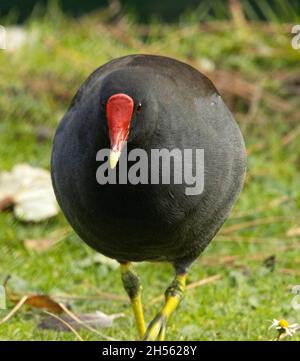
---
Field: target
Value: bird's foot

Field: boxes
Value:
[143,274,186,341]
[143,312,167,341]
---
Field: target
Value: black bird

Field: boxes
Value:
[51,54,246,340]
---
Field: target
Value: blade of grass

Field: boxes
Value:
[0,295,28,325]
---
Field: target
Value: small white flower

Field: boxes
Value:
[269,319,299,337]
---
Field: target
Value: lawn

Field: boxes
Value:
[0,3,300,341]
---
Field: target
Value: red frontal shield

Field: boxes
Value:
[106,93,134,154]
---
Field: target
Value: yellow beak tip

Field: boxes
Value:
[109,150,121,169]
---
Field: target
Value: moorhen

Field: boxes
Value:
[51,54,246,340]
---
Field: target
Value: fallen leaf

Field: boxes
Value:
[10,294,63,314]
[0,164,59,222]
[4,275,67,314]
[26,295,64,313]
[38,310,124,331]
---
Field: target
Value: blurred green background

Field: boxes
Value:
[1,0,300,23]
[0,0,300,341]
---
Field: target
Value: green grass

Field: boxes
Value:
[0,6,300,340]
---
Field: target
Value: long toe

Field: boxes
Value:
[143,313,167,341]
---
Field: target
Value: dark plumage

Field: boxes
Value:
[51,54,246,340]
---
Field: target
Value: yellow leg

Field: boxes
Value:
[144,273,186,341]
[120,262,146,339]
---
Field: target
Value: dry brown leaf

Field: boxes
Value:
[10,294,63,314]
[25,295,64,313]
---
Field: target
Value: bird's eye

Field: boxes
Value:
[136,102,142,112]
